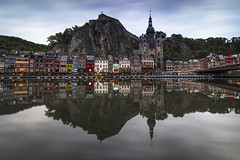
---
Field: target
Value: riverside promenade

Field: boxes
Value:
[0,74,209,80]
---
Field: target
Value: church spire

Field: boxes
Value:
[146,10,154,35]
[149,9,152,27]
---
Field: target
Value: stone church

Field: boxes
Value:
[139,12,164,72]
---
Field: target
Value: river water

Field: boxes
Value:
[0,79,240,160]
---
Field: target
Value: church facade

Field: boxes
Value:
[139,13,164,72]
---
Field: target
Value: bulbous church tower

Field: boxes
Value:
[139,11,164,72]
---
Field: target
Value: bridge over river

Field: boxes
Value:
[195,64,240,78]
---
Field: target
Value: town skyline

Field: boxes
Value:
[0,0,239,44]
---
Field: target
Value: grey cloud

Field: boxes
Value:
[0,0,239,44]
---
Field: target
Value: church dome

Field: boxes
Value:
[146,26,155,35]
[146,15,155,35]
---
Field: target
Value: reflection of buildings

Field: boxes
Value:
[1,79,239,105]
[33,82,44,103]
[119,81,130,96]
[78,81,86,97]
[14,82,28,98]
[1,79,239,107]
[94,81,108,94]
[164,80,240,100]
[112,81,119,95]
[0,79,240,142]
[141,81,155,97]
[28,82,35,98]
[72,82,78,98]
[131,80,142,102]
[86,81,94,98]
[43,81,59,96]
[58,82,66,99]
[3,82,14,100]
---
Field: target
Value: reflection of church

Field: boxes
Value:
[3,79,240,143]
[139,81,167,143]
[139,12,164,72]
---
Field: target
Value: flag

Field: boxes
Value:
[230,98,234,103]
[228,54,232,58]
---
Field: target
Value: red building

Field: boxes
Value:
[55,56,60,73]
[44,53,56,74]
[86,55,95,73]
[141,57,155,73]
[225,57,237,66]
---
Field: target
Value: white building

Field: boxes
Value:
[94,58,108,73]
[119,57,130,68]
[119,57,130,73]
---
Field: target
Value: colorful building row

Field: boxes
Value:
[164,53,240,73]
[1,50,239,75]
[0,50,156,75]
[1,80,239,103]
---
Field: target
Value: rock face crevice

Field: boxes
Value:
[50,14,139,57]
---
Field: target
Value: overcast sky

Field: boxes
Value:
[0,0,239,44]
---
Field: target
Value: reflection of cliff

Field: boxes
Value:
[1,79,240,141]
[45,81,166,141]
[45,95,139,141]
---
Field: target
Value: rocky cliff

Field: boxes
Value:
[50,14,139,57]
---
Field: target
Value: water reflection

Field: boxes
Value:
[0,79,239,141]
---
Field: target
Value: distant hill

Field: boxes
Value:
[163,34,240,61]
[0,35,49,52]
[48,14,139,57]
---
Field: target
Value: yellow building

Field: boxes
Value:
[67,63,73,73]
[0,60,4,73]
[67,57,73,73]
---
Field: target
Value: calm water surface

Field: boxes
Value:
[0,79,240,160]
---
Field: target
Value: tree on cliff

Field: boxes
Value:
[47,24,89,46]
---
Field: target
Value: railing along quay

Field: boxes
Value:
[0,74,209,80]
